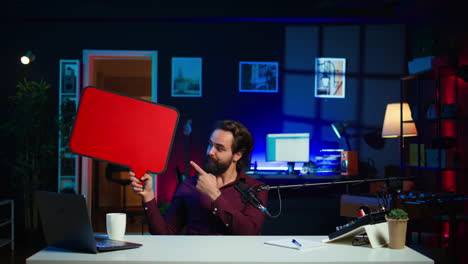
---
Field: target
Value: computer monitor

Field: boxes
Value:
[266,133,310,174]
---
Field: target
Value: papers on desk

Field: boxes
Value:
[264,238,326,251]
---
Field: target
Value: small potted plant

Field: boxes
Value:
[386,208,409,249]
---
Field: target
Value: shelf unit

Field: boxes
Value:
[400,66,465,263]
[58,60,80,193]
[400,66,465,190]
[0,199,14,250]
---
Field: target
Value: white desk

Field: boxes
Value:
[26,235,433,264]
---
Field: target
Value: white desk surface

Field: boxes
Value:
[26,235,433,264]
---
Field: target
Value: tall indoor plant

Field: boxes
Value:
[1,79,57,231]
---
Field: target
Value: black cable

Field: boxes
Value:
[264,186,282,218]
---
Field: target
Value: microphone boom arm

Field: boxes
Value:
[255,176,416,192]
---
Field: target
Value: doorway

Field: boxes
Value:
[81,50,158,233]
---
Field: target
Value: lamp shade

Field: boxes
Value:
[382,103,417,138]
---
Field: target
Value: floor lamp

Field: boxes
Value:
[381,102,417,197]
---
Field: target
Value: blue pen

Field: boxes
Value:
[292,239,302,247]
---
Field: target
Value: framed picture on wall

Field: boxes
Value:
[172,57,202,97]
[60,60,79,94]
[239,61,278,93]
[315,58,346,98]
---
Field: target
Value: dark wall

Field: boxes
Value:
[2,20,285,201]
[281,24,406,180]
[2,19,407,203]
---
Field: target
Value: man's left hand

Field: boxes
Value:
[190,161,221,201]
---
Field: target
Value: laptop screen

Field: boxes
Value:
[35,191,99,253]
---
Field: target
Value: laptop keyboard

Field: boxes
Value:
[96,239,122,249]
[96,240,117,248]
[95,237,142,251]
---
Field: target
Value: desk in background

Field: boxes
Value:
[247,171,350,186]
[27,235,433,264]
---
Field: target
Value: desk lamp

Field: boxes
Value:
[331,122,351,150]
[332,122,358,175]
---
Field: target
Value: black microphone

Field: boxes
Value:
[234,181,267,213]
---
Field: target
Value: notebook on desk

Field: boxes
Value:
[35,191,142,253]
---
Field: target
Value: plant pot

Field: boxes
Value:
[386,216,409,249]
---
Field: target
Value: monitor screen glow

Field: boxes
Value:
[266,133,310,162]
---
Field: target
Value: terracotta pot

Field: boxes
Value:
[386,216,409,249]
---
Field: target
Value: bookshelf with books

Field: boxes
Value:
[400,66,466,191]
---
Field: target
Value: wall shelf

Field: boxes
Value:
[0,199,14,250]
[400,165,468,171]
[58,59,80,193]
[400,66,464,264]
[400,66,462,182]
[0,219,12,227]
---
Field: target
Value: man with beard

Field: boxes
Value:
[129,120,268,235]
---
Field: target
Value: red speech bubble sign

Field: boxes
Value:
[69,87,179,179]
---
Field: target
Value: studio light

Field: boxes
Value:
[20,51,36,65]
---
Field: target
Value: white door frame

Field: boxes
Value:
[81,49,158,212]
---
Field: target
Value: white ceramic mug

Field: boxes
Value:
[106,213,126,241]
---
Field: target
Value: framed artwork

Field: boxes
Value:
[315,58,346,98]
[239,61,278,93]
[171,57,202,97]
[60,60,80,94]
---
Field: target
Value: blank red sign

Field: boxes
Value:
[70,87,179,179]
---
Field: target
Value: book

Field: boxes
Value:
[264,238,326,251]
[323,222,389,248]
[409,144,425,166]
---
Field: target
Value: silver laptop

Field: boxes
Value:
[35,191,142,253]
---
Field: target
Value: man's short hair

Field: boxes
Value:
[214,120,253,172]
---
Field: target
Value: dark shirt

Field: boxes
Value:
[143,171,268,235]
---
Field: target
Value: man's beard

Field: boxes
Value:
[202,155,232,176]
